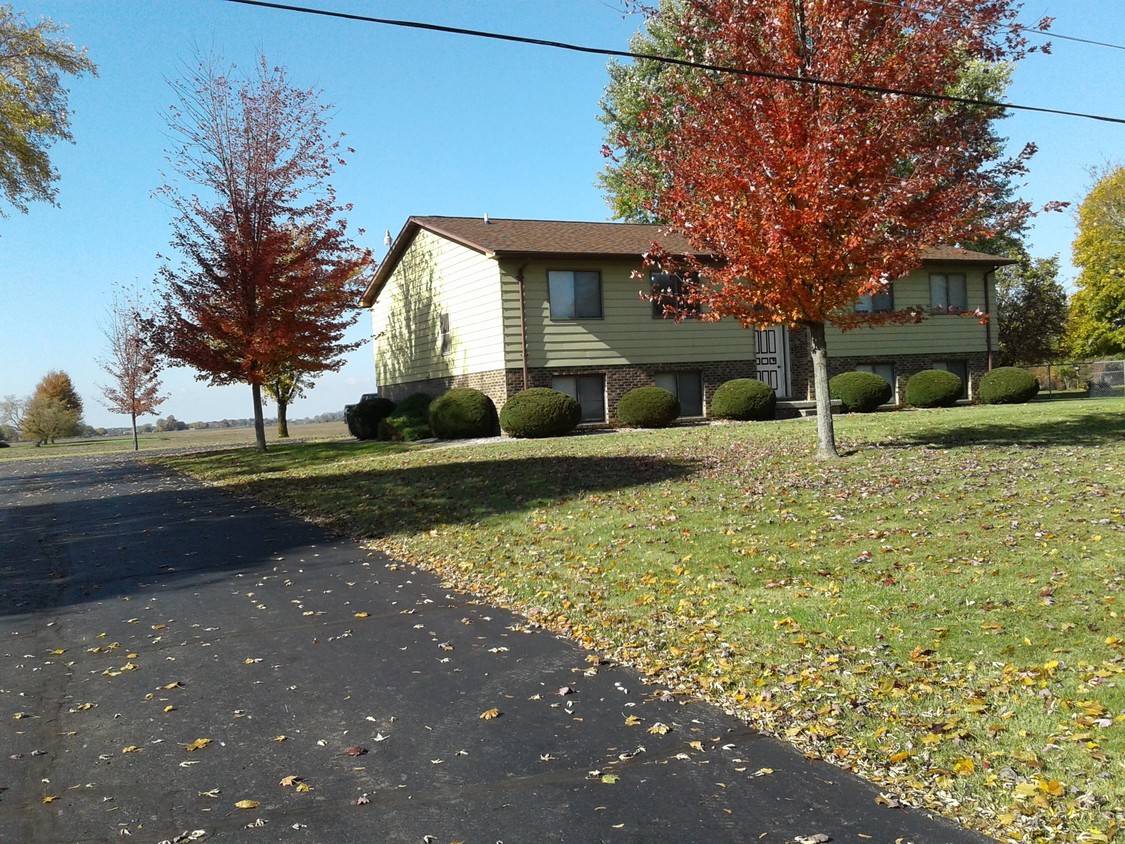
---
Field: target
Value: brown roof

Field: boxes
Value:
[360,216,1015,306]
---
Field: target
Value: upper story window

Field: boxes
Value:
[651,272,701,318]
[930,272,968,313]
[548,270,602,319]
[855,284,893,313]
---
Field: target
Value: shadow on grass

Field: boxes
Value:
[178,445,700,540]
[888,408,1125,449]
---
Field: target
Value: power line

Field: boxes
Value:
[856,0,1125,52]
[222,0,1125,126]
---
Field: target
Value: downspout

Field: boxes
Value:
[516,263,530,390]
[983,267,996,371]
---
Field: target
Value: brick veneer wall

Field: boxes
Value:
[826,351,991,402]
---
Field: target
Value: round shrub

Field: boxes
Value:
[711,378,776,421]
[617,386,680,428]
[829,371,893,413]
[345,395,396,440]
[499,388,581,439]
[979,366,1039,405]
[904,369,963,408]
[380,392,434,441]
[428,388,499,440]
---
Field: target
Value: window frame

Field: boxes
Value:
[654,371,704,417]
[650,271,702,319]
[929,272,968,314]
[548,269,603,320]
[439,311,452,356]
[551,374,606,423]
[855,284,894,314]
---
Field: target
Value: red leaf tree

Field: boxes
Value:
[153,56,374,452]
[620,0,1037,457]
[99,284,165,450]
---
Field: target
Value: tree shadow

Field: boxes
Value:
[0,451,697,617]
[883,407,1125,449]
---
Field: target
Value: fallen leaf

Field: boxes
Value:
[41,795,58,804]
[295,782,312,793]
[751,767,774,777]
[234,799,260,810]
[355,794,370,805]
[479,708,501,720]
[184,738,212,752]
[601,774,620,784]
[271,735,288,743]
[279,775,300,787]
[647,722,672,735]
[624,715,642,726]
[122,745,140,754]
[342,746,367,757]
[354,612,369,619]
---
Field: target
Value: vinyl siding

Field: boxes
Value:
[827,266,993,358]
[373,230,504,388]
[500,259,757,368]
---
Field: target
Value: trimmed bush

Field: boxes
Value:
[979,366,1039,405]
[617,386,680,428]
[428,387,499,440]
[905,369,963,408]
[345,395,396,440]
[711,378,776,421]
[380,392,434,441]
[829,371,893,413]
[499,388,581,439]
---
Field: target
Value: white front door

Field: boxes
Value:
[754,326,790,398]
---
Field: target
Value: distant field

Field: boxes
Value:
[0,420,350,460]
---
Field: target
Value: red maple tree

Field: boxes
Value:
[99,284,165,450]
[622,0,1039,457]
[154,56,374,452]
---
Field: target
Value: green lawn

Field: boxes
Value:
[157,400,1125,843]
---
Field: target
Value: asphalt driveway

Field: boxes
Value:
[0,454,992,844]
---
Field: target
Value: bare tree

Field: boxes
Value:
[99,284,165,450]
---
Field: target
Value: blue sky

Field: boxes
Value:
[2,0,1123,429]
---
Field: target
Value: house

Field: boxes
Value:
[360,216,1015,422]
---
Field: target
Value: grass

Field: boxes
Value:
[0,420,350,461]
[155,400,1125,843]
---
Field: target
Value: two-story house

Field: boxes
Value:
[360,216,1014,422]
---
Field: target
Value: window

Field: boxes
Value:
[930,273,967,312]
[439,312,451,356]
[933,360,969,399]
[855,284,893,313]
[552,375,606,422]
[856,363,896,402]
[548,270,602,319]
[655,371,704,417]
[651,272,701,318]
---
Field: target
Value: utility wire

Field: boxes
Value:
[856,0,1125,52]
[223,0,1125,126]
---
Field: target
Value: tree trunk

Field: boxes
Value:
[276,399,290,438]
[251,382,267,453]
[131,412,139,451]
[808,321,840,459]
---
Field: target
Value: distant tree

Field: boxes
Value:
[152,54,374,453]
[0,5,97,217]
[263,369,307,438]
[21,370,83,442]
[610,0,1039,457]
[0,393,25,440]
[1066,165,1125,359]
[98,284,165,450]
[994,255,1067,364]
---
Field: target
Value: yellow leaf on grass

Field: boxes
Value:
[184,738,212,752]
[479,708,501,720]
[234,799,260,810]
[952,758,975,777]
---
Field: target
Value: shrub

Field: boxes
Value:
[905,369,963,408]
[499,388,581,439]
[711,378,776,421]
[428,388,499,440]
[979,367,1039,405]
[345,395,396,440]
[616,386,680,428]
[380,392,434,441]
[829,371,893,413]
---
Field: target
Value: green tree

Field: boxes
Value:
[20,393,75,445]
[263,369,307,439]
[1066,165,1125,359]
[995,255,1068,364]
[0,5,96,216]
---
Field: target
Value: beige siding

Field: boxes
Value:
[500,259,758,368]
[373,231,505,388]
[827,266,994,358]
